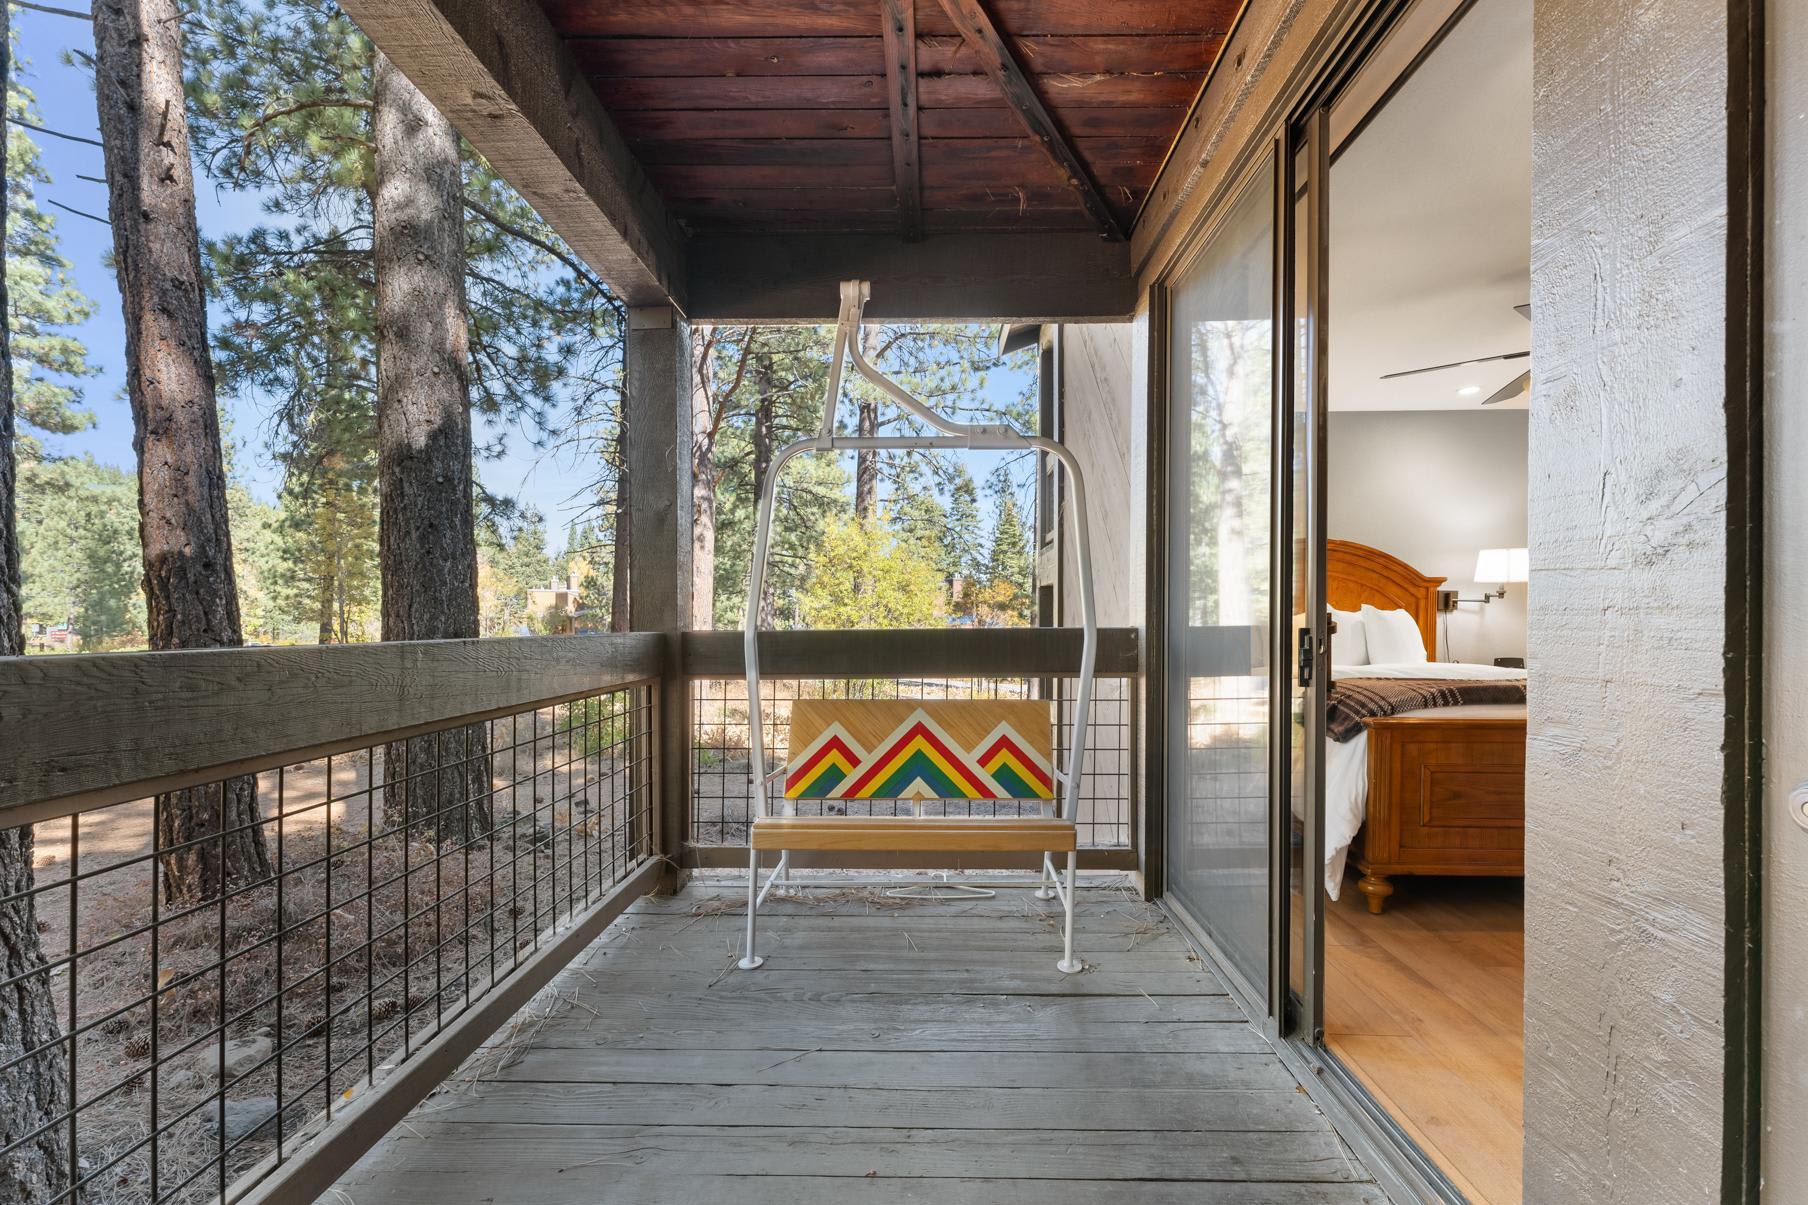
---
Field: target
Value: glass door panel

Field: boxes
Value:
[1165,159,1278,996]
[1284,112,1330,1037]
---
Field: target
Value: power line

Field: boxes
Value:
[47,197,110,226]
[13,0,91,19]
[6,116,103,147]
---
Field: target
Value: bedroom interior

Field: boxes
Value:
[1311,0,1531,1200]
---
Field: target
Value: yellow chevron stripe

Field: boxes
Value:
[789,748,857,796]
[845,735,983,800]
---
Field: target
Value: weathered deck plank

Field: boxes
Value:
[335,886,1379,1202]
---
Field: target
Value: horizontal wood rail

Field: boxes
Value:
[683,626,1141,678]
[0,633,665,823]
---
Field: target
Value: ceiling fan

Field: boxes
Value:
[1380,303,1530,404]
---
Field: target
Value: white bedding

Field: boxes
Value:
[1314,661,1527,898]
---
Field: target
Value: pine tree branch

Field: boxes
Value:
[236,97,372,171]
[13,1,92,21]
[460,194,624,320]
[6,116,102,146]
[46,197,109,225]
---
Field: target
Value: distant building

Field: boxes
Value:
[526,568,583,635]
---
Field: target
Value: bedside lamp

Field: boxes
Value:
[1469,547,1529,604]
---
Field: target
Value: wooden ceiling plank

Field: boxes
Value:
[660,184,1127,214]
[615,109,891,141]
[594,75,890,110]
[880,0,923,241]
[338,0,683,307]
[586,72,1200,112]
[917,71,1202,108]
[567,34,1215,78]
[570,37,885,78]
[543,0,1230,40]
[932,0,1128,241]
[920,105,1181,138]
[918,33,1216,75]
[650,163,897,189]
[618,106,1181,143]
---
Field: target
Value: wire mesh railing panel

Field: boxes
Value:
[0,682,654,1205]
[690,676,1133,848]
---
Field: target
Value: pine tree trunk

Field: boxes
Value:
[611,422,630,632]
[372,51,490,844]
[94,0,270,903]
[751,362,778,630]
[0,10,73,1189]
[854,330,881,521]
[689,333,715,629]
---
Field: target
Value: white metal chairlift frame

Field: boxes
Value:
[738,280,1099,973]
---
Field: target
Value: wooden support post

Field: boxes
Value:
[626,304,694,892]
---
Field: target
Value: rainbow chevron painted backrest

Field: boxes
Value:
[783,699,1056,802]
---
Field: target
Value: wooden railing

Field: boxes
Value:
[0,634,663,1205]
[0,626,1142,1203]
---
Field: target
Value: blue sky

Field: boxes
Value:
[12,6,1035,556]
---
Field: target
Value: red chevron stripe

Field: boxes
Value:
[979,733,1053,791]
[841,721,986,798]
[786,734,862,788]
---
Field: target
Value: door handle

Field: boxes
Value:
[1298,626,1314,687]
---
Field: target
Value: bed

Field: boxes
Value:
[1323,540,1527,914]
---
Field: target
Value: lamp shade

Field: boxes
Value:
[1474,547,1529,584]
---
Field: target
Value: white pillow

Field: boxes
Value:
[1360,604,1428,665]
[1329,607,1369,665]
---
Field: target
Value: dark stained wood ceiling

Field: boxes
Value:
[540,1,1242,239]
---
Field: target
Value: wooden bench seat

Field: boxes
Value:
[751,815,1076,853]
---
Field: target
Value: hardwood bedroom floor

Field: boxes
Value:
[1323,875,1524,1204]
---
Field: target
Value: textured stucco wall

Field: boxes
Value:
[1524,0,1731,1198]
[1059,324,1139,629]
[1764,0,1808,1190]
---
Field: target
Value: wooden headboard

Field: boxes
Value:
[1326,540,1446,659]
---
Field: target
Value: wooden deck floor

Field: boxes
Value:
[336,885,1384,1204]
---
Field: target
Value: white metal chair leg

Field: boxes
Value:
[739,847,766,969]
[1057,851,1081,974]
[1035,852,1058,900]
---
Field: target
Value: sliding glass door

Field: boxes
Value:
[1164,157,1280,997]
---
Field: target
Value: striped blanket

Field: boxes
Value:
[1326,678,1527,743]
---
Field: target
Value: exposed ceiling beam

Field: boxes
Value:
[880,0,924,241]
[339,0,686,309]
[933,0,1128,242]
[685,232,1133,322]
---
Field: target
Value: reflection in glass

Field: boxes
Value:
[1166,164,1275,994]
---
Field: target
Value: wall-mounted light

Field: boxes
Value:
[1457,385,1482,396]
[1460,547,1529,604]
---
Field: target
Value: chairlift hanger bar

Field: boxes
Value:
[738,279,1101,974]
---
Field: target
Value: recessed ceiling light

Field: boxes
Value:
[1457,385,1482,396]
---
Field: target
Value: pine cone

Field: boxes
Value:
[124,1034,152,1060]
[370,997,401,1023]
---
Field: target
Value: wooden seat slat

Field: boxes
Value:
[751,816,1077,853]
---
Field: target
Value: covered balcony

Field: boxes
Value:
[4,627,1383,1203]
[0,0,1395,1198]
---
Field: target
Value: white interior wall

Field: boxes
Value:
[1764,0,1807,1189]
[1327,409,1528,664]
